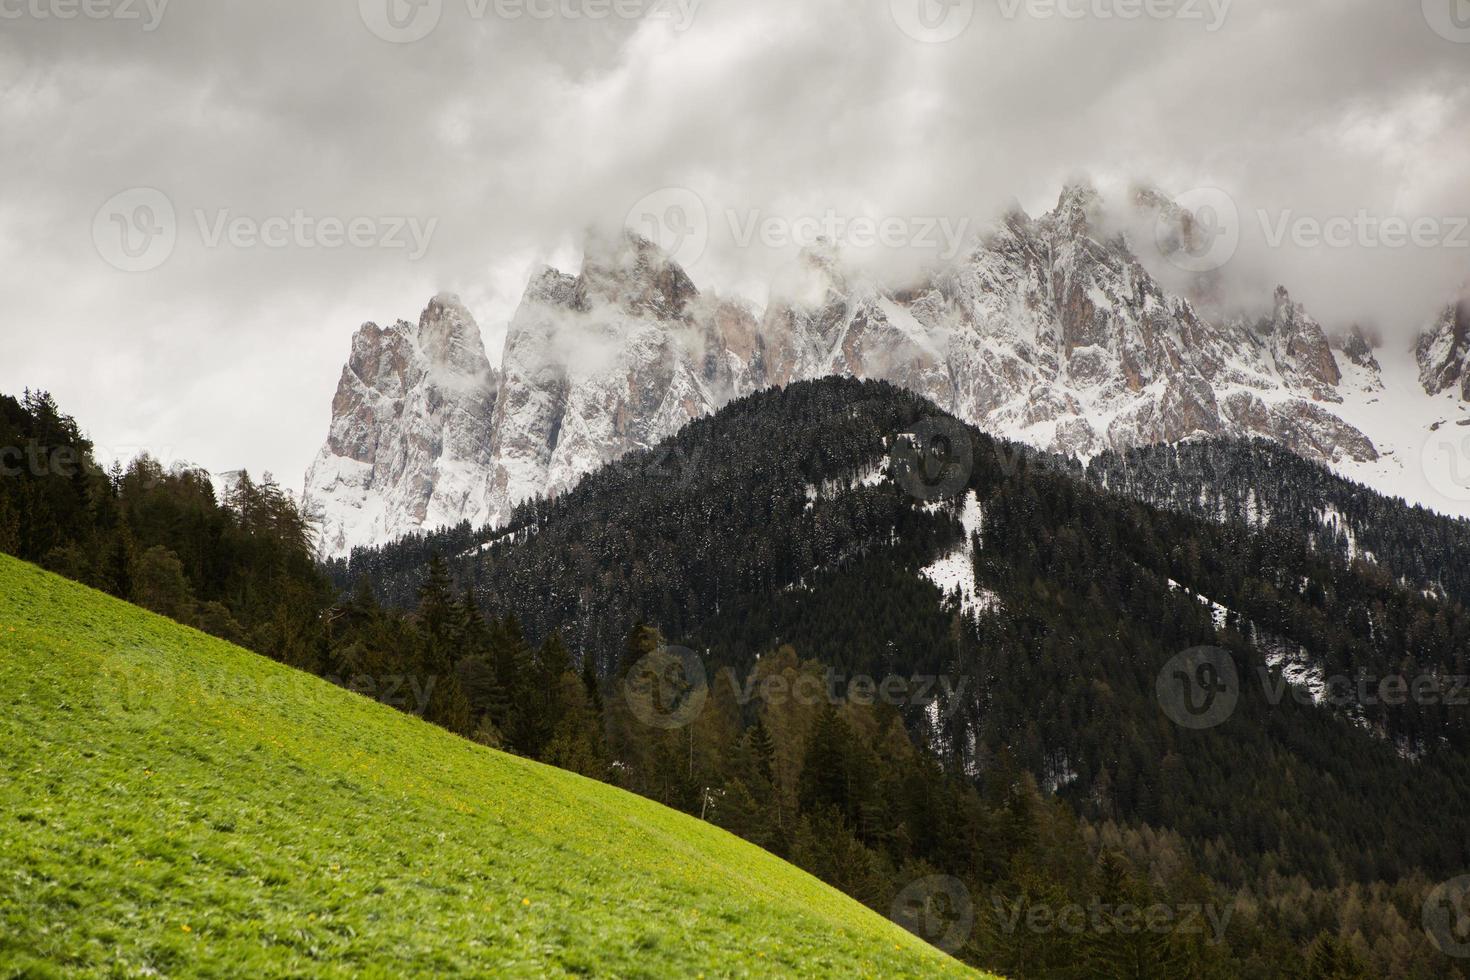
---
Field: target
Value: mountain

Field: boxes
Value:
[303,295,501,557]
[484,231,760,534]
[304,182,1466,557]
[306,237,763,557]
[330,377,1470,976]
[0,552,979,978]
[763,184,1375,463]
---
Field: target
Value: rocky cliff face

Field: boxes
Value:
[303,295,499,557]
[760,182,1375,464]
[306,184,1459,558]
[1417,298,1470,401]
[484,232,759,527]
[305,232,771,557]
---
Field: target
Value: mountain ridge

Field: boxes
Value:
[304,182,1470,557]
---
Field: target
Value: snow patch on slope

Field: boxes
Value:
[1330,346,1470,522]
[919,491,998,618]
[805,461,890,509]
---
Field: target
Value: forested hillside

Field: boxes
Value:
[329,377,1470,978]
[1087,438,1470,606]
[0,390,329,664]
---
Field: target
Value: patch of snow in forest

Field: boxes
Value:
[919,491,999,618]
[804,460,890,510]
[1166,578,1229,630]
[1259,635,1329,707]
[1315,503,1376,564]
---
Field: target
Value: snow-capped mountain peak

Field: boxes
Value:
[304,188,1470,557]
[303,295,499,557]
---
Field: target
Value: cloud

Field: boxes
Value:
[1,0,1466,486]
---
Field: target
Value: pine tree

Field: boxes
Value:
[746,718,776,785]
[0,493,19,555]
[455,590,504,726]
[539,671,609,780]
[581,659,603,715]
[617,622,662,677]
[416,557,460,670]
[424,672,474,737]
[133,545,194,621]
[799,704,854,819]
[104,522,135,600]
[1304,933,1373,979]
[716,722,782,851]
[489,615,536,753]
[522,633,573,757]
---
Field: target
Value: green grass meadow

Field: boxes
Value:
[0,555,985,978]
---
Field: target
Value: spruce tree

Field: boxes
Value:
[104,523,135,600]
[799,704,853,819]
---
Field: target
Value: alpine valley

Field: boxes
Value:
[303,180,1470,559]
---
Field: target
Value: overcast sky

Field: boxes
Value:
[3,0,1468,485]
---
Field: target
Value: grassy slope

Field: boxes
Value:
[0,555,984,978]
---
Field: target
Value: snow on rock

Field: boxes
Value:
[304,187,1470,556]
[1042,756,1080,795]
[1417,299,1470,401]
[1164,577,1332,707]
[805,461,891,508]
[303,294,499,559]
[208,469,246,502]
[486,231,760,530]
[1261,638,1329,708]
[1315,504,1375,564]
[1166,578,1229,631]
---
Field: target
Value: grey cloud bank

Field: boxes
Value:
[1,0,1467,485]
